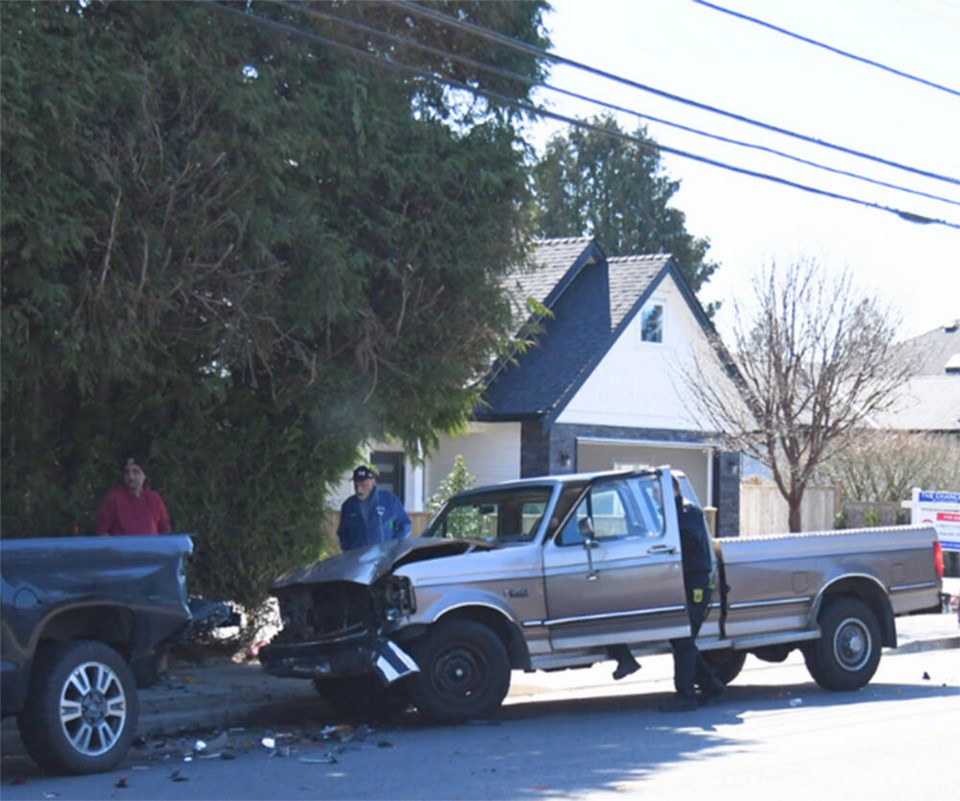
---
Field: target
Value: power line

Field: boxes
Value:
[207,1,960,230]
[395,0,960,187]
[286,0,960,210]
[694,0,960,99]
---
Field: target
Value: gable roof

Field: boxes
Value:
[608,255,677,329]
[870,320,960,433]
[478,238,683,423]
[905,319,960,376]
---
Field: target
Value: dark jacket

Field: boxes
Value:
[676,497,713,580]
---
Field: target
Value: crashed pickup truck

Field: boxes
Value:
[1,534,220,774]
[260,468,944,723]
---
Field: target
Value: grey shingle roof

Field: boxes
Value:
[872,321,960,432]
[871,375,960,432]
[903,320,960,376]
[608,254,673,330]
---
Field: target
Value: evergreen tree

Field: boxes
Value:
[532,115,718,297]
[427,455,477,515]
[1,0,550,607]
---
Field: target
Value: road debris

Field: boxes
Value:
[298,752,339,764]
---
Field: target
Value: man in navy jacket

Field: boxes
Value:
[336,465,412,551]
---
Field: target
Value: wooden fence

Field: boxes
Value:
[738,484,838,535]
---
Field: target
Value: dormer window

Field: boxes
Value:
[641,302,664,343]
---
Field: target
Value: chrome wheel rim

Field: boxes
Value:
[58,660,128,756]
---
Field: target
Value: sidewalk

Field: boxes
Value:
[3,612,957,755]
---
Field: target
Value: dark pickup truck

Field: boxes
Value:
[1,535,198,774]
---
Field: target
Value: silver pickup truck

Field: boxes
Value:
[260,468,943,722]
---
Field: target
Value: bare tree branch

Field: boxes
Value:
[684,258,911,531]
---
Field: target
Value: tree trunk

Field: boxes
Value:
[788,498,803,533]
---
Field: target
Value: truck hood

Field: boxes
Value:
[271,537,496,589]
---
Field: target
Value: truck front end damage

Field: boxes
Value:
[259,574,419,684]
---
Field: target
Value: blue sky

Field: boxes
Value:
[530,0,960,340]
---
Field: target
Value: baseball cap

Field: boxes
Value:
[352,465,377,482]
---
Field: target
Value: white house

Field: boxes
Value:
[337,237,746,536]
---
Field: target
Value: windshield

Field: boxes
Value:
[424,487,555,544]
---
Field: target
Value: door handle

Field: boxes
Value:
[647,544,677,555]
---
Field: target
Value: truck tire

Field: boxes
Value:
[18,640,139,775]
[407,619,510,724]
[312,675,410,719]
[701,648,747,685]
[804,597,881,691]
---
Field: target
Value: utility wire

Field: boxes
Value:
[287,0,960,210]
[395,0,960,187]
[694,0,960,99]
[208,1,960,230]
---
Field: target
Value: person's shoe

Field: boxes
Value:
[658,694,698,713]
[612,659,641,680]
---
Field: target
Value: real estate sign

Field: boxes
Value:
[907,489,960,553]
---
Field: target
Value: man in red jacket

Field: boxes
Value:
[95,453,171,535]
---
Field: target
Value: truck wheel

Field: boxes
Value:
[407,619,510,724]
[804,597,881,691]
[18,640,139,775]
[312,675,410,719]
[701,648,747,685]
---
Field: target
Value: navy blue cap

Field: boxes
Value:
[352,465,377,481]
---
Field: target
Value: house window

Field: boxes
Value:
[371,451,404,501]
[641,302,663,343]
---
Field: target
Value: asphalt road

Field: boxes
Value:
[2,645,957,801]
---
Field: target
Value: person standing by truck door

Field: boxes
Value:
[336,465,412,551]
[659,474,724,712]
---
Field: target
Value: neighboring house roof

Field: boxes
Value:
[871,320,960,433]
[905,319,960,376]
[478,237,705,425]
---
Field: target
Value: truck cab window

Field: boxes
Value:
[557,480,639,545]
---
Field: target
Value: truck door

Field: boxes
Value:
[542,472,691,650]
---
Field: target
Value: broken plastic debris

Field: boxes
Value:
[320,724,355,742]
[261,731,277,750]
[299,753,338,764]
[114,776,129,789]
[788,698,803,707]
[169,769,189,783]
[195,731,229,754]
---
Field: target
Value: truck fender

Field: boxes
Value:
[810,574,896,647]
[412,595,531,671]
